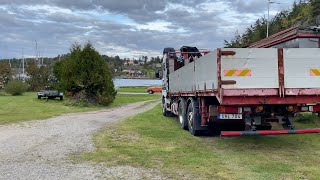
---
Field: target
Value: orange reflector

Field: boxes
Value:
[256,106,264,112]
[287,105,294,112]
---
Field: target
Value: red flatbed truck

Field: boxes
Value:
[161,46,320,136]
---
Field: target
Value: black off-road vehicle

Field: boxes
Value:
[37,87,63,100]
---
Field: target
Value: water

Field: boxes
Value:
[113,78,162,87]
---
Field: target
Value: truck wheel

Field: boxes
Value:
[148,90,154,94]
[38,96,41,99]
[60,96,63,100]
[187,98,200,136]
[178,98,188,130]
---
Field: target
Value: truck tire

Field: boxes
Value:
[187,97,200,136]
[148,90,154,94]
[60,96,63,100]
[178,98,188,130]
[38,95,41,99]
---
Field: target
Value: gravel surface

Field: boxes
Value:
[0,101,166,180]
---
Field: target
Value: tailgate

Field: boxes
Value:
[284,48,320,89]
[221,48,279,89]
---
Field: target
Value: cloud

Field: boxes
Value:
[0,0,295,59]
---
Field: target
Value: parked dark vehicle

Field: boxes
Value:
[37,87,63,100]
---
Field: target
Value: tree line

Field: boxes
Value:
[0,51,162,90]
[225,0,320,48]
[0,43,162,105]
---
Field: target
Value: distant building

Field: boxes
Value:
[11,68,30,80]
[249,26,320,48]
[121,69,145,77]
[124,59,138,66]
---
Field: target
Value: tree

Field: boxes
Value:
[143,56,148,64]
[155,56,161,63]
[310,0,320,23]
[26,60,49,91]
[54,42,116,106]
[224,0,316,48]
[0,61,11,84]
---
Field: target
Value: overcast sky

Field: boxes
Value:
[0,0,295,59]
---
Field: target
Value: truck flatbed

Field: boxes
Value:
[161,47,320,136]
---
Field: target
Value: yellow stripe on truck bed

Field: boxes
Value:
[224,69,251,77]
[310,69,320,76]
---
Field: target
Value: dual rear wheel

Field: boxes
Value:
[178,97,200,136]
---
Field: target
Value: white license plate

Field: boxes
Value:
[218,114,242,119]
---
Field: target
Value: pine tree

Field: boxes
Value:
[310,0,320,23]
[54,42,116,105]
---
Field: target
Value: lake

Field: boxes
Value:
[113,78,162,87]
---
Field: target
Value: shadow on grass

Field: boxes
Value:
[195,121,320,152]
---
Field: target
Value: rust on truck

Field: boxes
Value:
[278,48,285,97]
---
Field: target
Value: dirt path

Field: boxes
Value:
[0,101,165,180]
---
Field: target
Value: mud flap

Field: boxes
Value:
[194,113,209,131]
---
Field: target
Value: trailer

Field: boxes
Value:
[161,46,320,136]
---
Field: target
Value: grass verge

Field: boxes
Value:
[84,105,320,180]
[0,92,159,125]
[117,86,148,93]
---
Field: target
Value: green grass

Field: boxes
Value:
[108,93,160,108]
[117,86,148,93]
[84,106,320,180]
[0,92,159,125]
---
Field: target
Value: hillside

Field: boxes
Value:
[225,0,320,48]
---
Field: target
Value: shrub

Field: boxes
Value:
[5,80,28,96]
[296,113,320,124]
[0,91,6,96]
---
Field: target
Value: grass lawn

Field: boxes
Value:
[0,92,160,125]
[84,105,320,180]
[117,86,148,93]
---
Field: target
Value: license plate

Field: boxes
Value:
[218,114,242,120]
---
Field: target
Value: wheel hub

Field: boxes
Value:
[179,115,183,124]
[188,111,193,129]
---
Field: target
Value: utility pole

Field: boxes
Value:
[22,48,25,76]
[267,0,281,38]
[35,40,38,66]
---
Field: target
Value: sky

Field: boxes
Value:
[0,0,295,59]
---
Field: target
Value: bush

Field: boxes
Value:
[0,91,6,96]
[5,80,28,96]
[296,113,320,124]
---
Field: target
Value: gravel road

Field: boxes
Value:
[0,101,166,180]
